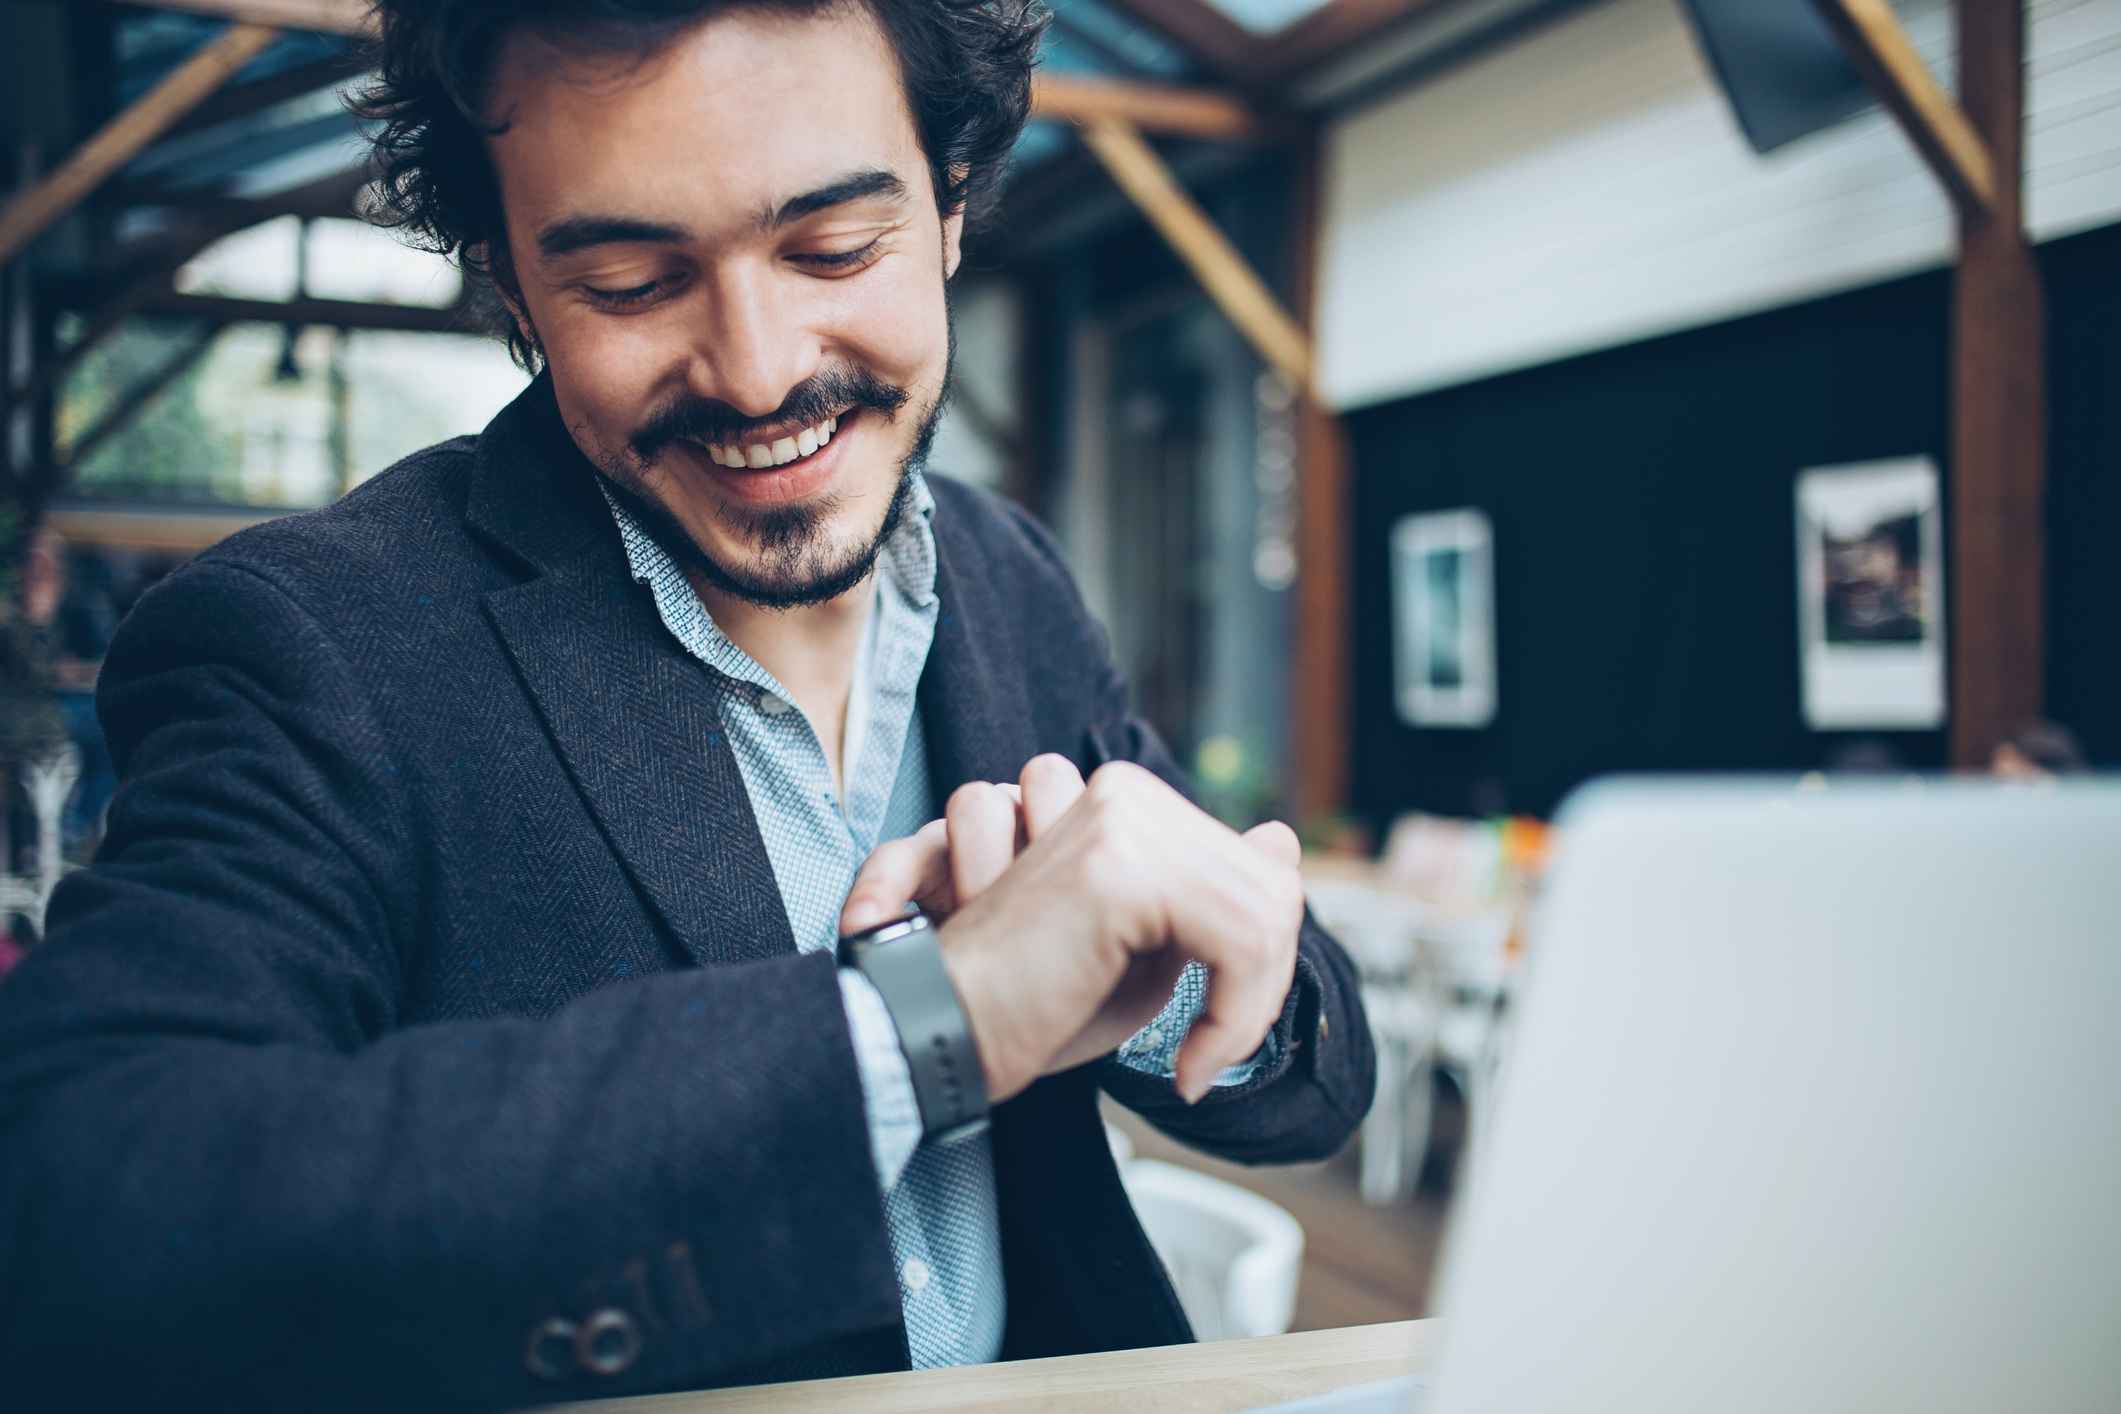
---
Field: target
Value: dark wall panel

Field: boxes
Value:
[1345,221,2119,823]
[2044,227,2121,771]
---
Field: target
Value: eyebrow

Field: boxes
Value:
[763,167,907,228]
[535,168,910,261]
[536,215,690,258]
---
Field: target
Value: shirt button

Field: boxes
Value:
[757,691,790,715]
[902,1258,931,1294]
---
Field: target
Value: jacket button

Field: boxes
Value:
[576,1307,644,1377]
[525,1317,577,1381]
[1317,1014,1330,1043]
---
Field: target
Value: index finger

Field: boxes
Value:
[1169,834,1301,1102]
[839,817,951,934]
[1171,939,1294,1104]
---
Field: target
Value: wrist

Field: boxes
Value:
[839,913,991,1139]
[935,919,1032,1105]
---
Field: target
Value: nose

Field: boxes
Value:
[685,262,820,420]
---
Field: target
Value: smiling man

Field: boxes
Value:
[0,2,1372,1409]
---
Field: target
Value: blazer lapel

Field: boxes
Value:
[468,378,796,969]
[918,511,1041,796]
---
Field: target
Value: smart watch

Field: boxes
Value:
[837,912,990,1144]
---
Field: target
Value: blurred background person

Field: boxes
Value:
[1991,719,2090,782]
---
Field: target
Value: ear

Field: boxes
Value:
[942,205,966,282]
[478,239,541,350]
[493,270,538,349]
[941,165,969,281]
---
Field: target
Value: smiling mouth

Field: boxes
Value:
[692,410,851,470]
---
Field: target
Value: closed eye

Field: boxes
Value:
[793,238,883,274]
[582,275,684,310]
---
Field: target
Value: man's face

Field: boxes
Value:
[485,5,961,607]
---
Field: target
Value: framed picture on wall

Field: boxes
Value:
[1796,457,1947,730]
[1390,508,1497,728]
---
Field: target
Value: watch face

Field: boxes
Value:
[840,910,933,950]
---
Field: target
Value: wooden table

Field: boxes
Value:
[562,1320,1436,1413]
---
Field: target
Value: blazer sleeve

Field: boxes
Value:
[1084,693,1378,1165]
[0,559,901,1410]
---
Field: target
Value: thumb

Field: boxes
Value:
[1240,819,1301,870]
[839,818,951,935]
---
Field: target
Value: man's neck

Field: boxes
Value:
[691,570,876,790]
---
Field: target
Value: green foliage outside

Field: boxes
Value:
[61,318,249,504]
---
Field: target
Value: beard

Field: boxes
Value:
[596,348,950,612]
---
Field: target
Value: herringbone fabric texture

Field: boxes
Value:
[602,476,1010,1367]
[0,375,1376,1411]
[601,472,1279,1369]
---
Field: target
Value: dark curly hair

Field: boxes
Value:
[354,0,1048,369]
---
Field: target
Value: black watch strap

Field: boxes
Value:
[838,913,990,1143]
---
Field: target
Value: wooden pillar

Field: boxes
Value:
[5,141,47,560]
[1289,129,1349,822]
[1950,0,2044,767]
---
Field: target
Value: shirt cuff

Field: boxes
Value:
[838,967,923,1191]
[1113,959,1282,1088]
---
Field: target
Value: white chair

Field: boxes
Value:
[1120,1157,1306,1341]
[1305,877,1438,1205]
[0,744,80,939]
[1412,907,1510,1178]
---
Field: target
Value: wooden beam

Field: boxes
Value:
[1288,126,1349,822]
[132,288,480,336]
[58,322,223,470]
[1808,0,1996,219]
[1031,74,1284,143]
[0,23,281,268]
[1102,0,1262,80]
[122,0,376,38]
[44,504,281,555]
[1948,0,2044,766]
[1077,119,1314,395]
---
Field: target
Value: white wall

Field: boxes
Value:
[1316,0,2121,410]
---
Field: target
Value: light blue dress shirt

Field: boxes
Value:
[599,472,1265,1367]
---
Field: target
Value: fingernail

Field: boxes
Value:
[1179,1076,1209,1105]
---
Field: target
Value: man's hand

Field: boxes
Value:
[841,755,1303,1106]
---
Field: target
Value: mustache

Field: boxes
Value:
[630,365,910,462]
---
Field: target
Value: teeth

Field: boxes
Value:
[721,413,845,470]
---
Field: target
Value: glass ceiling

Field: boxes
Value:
[1200,0,1339,33]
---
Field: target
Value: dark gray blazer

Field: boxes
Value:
[0,377,1374,1410]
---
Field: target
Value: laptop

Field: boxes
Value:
[1269,778,2121,1413]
